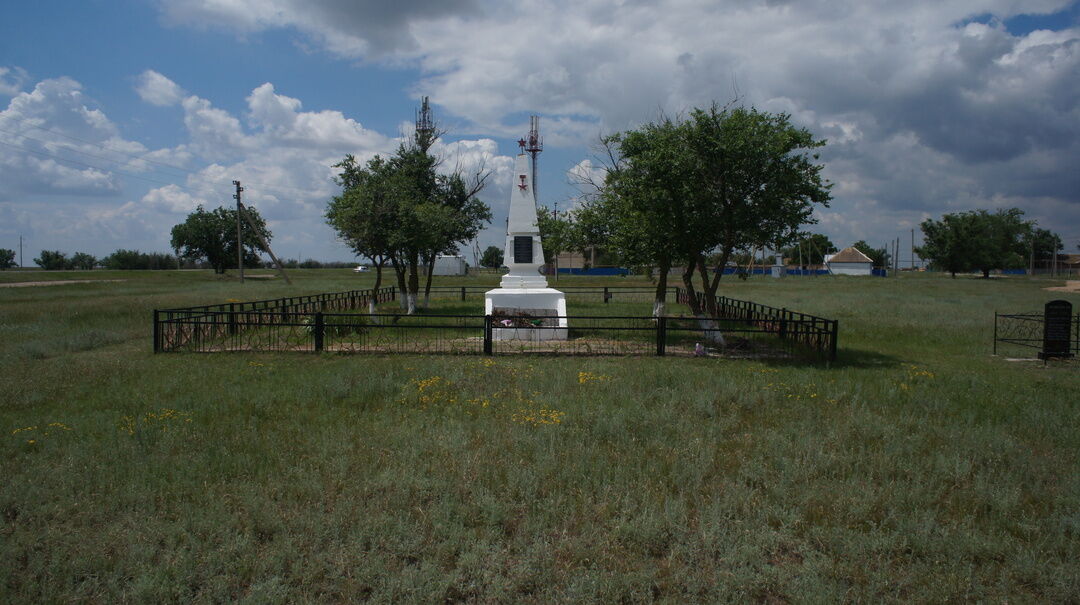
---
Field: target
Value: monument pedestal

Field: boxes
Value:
[485,287,568,341]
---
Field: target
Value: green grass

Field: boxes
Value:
[2,269,1079,602]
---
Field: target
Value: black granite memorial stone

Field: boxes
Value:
[1039,299,1073,360]
[514,236,533,264]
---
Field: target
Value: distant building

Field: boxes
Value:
[825,247,874,275]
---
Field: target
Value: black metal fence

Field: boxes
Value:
[676,288,838,360]
[424,285,674,304]
[993,312,1080,356]
[154,286,838,360]
[154,286,395,353]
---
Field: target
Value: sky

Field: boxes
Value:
[1,0,1078,265]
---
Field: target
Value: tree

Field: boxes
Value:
[35,250,72,270]
[479,245,504,269]
[782,233,836,266]
[0,248,15,270]
[917,208,1031,278]
[326,100,490,314]
[171,205,270,274]
[70,252,96,270]
[591,104,830,319]
[1028,227,1063,270]
[327,154,397,311]
[851,240,889,268]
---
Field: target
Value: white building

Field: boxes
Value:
[825,246,874,275]
[432,255,468,276]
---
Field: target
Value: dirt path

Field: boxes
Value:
[0,279,125,288]
[1044,280,1080,293]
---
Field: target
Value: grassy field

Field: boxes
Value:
[2,269,1078,602]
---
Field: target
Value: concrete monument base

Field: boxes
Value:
[485,288,568,341]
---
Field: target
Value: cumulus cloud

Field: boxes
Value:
[0,77,126,198]
[0,66,29,96]
[135,70,186,106]
[153,0,1080,249]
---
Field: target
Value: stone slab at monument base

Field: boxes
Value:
[485,288,568,341]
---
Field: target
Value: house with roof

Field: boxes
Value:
[825,246,874,275]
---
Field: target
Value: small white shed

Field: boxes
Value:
[432,255,468,276]
[825,247,874,275]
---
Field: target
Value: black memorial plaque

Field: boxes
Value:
[514,236,533,264]
[1040,299,1073,359]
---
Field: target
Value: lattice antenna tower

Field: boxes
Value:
[524,115,543,203]
[415,96,437,153]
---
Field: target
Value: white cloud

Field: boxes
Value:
[0,66,29,96]
[135,70,186,106]
[154,1,1080,248]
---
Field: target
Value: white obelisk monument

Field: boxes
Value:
[484,153,567,340]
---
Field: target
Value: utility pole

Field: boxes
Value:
[233,180,244,283]
[19,235,23,268]
[237,200,291,285]
[910,229,915,270]
[1029,238,1035,277]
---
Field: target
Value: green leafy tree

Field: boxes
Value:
[102,250,177,270]
[479,245,504,269]
[851,240,889,268]
[0,248,15,269]
[170,205,270,274]
[326,101,490,314]
[917,208,1032,278]
[782,233,837,266]
[70,252,96,270]
[327,154,398,310]
[593,104,830,318]
[589,116,696,315]
[1028,227,1063,269]
[536,206,583,277]
[34,250,72,270]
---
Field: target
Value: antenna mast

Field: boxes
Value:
[415,96,436,152]
[525,115,543,203]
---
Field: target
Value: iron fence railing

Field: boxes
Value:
[154,285,838,360]
[423,285,676,304]
[993,312,1080,355]
[675,288,838,361]
[155,311,826,359]
[154,286,395,353]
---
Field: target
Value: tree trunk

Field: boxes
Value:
[690,252,726,346]
[422,255,436,309]
[681,263,701,315]
[370,258,385,316]
[406,255,419,315]
[392,259,408,311]
[653,259,669,317]
[982,269,990,279]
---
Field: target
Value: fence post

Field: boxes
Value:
[993,311,998,355]
[314,312,324,352]
[461,286,466,301]
[483,315,493,355]
[829,320,838,361]
[779,307,787,339]
[604,286,610,303]
[153,310,160,353]
[656,316,666,356]
[228,303,237,336]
